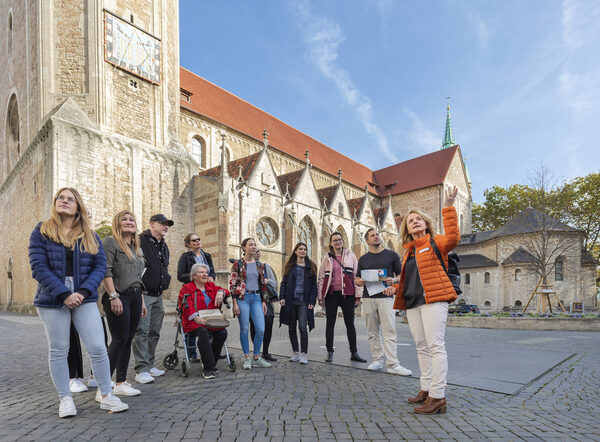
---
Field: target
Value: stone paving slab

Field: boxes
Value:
[223,314,574,395]
[1,311,600,441]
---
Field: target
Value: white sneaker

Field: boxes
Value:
[388,364,412,376]
[290,352,301,362]
[58,396,77,418]
[367,361,384,371]
[243,358,252,370]
[69,378,88,393]
[149,367,165,377]
[135,372,155,384]
[113,381,141,396]
[87,375,98,388]
[299,354,308,364]
[100,393,128,413]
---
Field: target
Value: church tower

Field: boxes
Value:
[442,97,456,149]
[0,1,195,309]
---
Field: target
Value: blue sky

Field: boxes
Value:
[179,0,600,202]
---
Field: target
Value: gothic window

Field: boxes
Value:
[515,269,522,281]
[484,272,490,284]
[8,13,13,57]
[6,94,20,172]
[191,136,205,167]
[465,273,470,285]
[256,217,279,247]
[298,217,314,259]
[460,213,464,232]
[338,202,344,217]
[555,257,564,281]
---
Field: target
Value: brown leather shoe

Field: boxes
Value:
[407,390,429,404]
[414,397,447,414]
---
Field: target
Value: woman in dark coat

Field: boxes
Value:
[279,242,317,364]
[177,233,215,363]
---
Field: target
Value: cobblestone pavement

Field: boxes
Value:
[1,311,599,441]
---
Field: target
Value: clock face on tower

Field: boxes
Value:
[104,10,161,84]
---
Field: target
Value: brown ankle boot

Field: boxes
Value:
[407,390,429,404]
[414,397,447,414]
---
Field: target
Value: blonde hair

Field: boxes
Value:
[111,210,143,260]
[399,209,437,246]
[40,187,99,254]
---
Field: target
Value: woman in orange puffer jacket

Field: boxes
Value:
[390,186,460,415]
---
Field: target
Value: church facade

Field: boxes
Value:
[0,1,472,310]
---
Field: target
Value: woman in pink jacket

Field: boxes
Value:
[317,232,366,363]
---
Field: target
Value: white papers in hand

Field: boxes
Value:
[361,270,386,295]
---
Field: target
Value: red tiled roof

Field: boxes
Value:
[198,152,261,181]
[372,145,459,195]
[348,197,364,219]
[180,67,377,191]
[180,68,460,198]
[277,169,304,197]
[317,185,337,209]
[373,207,387,225]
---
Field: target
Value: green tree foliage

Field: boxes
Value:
[473,171,600,263]
[95,222,113,240]
[472,184,536,231]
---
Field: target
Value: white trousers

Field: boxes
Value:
[406,302,449,399]
[362,297,399,367]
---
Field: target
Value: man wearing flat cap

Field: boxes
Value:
[132,214,174,384]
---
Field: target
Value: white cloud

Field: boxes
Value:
[559,70,598,115]
[467,11,491,50]
[288,0,399,163]
[402,108,439,153]
[562,0,600,51]
[560,1,600,118]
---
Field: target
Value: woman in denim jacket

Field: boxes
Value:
[229,237,272,370]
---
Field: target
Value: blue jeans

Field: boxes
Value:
[37,278,113,398]
[237,292,264,356]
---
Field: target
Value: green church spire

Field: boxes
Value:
[442,96,455,149]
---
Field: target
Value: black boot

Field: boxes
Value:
[350,352,367,363]
[262,353,277,362]
[325,351,334,362]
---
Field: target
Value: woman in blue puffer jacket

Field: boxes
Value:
[29,187,128,418]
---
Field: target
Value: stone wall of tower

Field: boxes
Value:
[0,120,53,310]
[0,1,42,182]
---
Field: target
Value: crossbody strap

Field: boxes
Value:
[429,239,448,275]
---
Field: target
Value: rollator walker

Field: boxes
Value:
[163,292,236,376]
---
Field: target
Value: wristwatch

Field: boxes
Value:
[108,292,120,301]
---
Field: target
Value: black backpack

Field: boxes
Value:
[429,239,462,295]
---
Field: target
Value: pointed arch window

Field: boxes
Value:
[338,202,344,217]
[555,257,564,281]
[484,272,490,285]
[6,94,20,172]
[515,269,522,281]
[298,217,314,259]
[8,13,13,57]
[190,136,206,168]
[465,273,470,285]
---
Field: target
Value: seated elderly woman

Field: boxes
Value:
[178,263,229,379]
